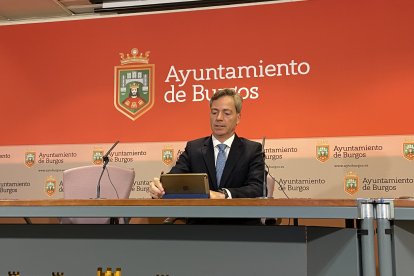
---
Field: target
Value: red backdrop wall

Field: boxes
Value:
[0,0,413,145]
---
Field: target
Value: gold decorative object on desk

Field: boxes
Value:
[8,272,19,276]
[97,267,121,276]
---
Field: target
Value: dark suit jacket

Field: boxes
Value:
[169,134,265,224]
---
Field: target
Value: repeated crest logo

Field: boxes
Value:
[114,48,155,121]
[25,151,36,168]
[45,175,56,197]
[316,142,329,163]
[92,148,104,165]
[344,171,359,195]
[162,146,174,166]
[403,142,414,161]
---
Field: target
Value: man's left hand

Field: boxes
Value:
[210,190,226,199]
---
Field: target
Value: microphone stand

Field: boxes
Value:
[96,141,119,199]
[261,136,274,225]
[262,136,267,199]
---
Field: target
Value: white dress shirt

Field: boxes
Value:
[211,134,235,198]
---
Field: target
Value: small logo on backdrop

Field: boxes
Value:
[45,176,56,196]
[92,148,104,165]
[403,142,414,161]
[162,146,174,166]
[114,48,155,121]
[344,172,359,195]
[316,142,329,162]
[25,151,36,168]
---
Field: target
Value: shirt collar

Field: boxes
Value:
[212,134,235,149]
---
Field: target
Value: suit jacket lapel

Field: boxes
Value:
[220,135,243,188]
[202,137,217,188]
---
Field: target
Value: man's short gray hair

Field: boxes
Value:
[210,88,243,113]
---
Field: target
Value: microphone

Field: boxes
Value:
[261,136,267,198]
[102,141,119,167]
[96,141,119,199]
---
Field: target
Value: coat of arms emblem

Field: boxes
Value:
[45,176,56,197]
[92,148,104,165]
[403,142,414,161]
[25,151,36,168]
[162,147,174,166]
[316,143,329,162]
[344,172,359,195]
[114,48,155,120]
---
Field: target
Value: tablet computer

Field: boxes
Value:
[160,173,210,199]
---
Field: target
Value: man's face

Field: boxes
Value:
[210,95,240,142]
[131,87,138,97]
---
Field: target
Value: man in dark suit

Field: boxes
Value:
[149,88,264,223]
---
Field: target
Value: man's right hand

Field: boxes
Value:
[149,177,165,199]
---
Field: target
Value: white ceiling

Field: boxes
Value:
[0,0,97,21]
[0,0,288,24]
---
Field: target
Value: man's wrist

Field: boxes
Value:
[219,188,230,199]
